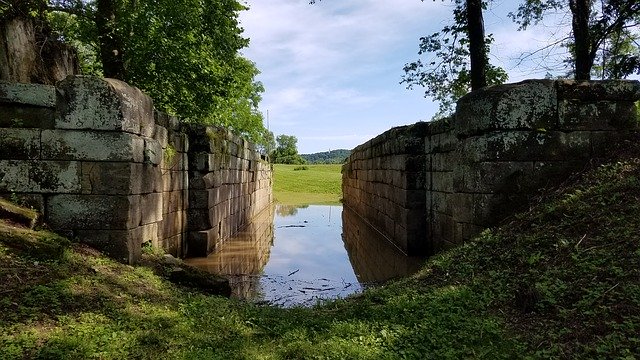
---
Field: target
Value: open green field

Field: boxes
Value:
[272,164,343,205]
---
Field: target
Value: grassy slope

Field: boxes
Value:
[1,152,639,358]
[272,164,342,205]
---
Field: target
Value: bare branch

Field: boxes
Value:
[514,36,569,67]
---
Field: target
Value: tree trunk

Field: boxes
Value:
[96,0,126,79]
[0,18,79,84]
[570,0,592,80]
[0,18,39,83]
[466,0,487,90]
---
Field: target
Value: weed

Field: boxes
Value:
[163,144,177,166]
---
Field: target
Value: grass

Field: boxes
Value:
[272,164,342,205]
[1,148,640,358]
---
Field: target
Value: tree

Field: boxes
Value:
[401,0,508,118]
[510,0,640,80]
[271,135,306,165]
[0,0,80,83]
[570,0,591,80]
[466,0,488,90]
[2,0,270,147]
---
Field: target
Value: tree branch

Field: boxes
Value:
[514,36,569,67]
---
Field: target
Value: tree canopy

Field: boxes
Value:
[271,135,306,165]
[401,0,508,118]
[2,0,269,146]
[510,0,640,80]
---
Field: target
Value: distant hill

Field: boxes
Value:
[301,149,351,164]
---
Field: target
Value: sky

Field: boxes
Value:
[238,0,573,154]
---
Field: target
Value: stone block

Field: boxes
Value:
[191,152,216,172]
[156,112,181,131]
[144,138,162,165]
[431,191,451,215]
[533,161,586,187]
[41,130,145,162]
[431,171,454,193]
[29,160,81,193]
[394,188,426,208]
[558,100,638,131]
[431,152,456,172]
[140,163,162,193]
[162,209,185,238]
[187,209,211,231]
[170,132,189,153]
[432,212,455,247]
[140,192,163,225]
[187,227,219,257]
[161,149,182,172]
[139,222,159,247]
[163,233,184,258]
[590,131,635,157]
[76,228,141,264]
[0,160,80,193]
[0,104,55,128]
[56,76,153,134]
[460,131,592,162]
[153,125,169,149]
[0,128,41,159]
[154,111,170,129]
[81,162,139,195]
[453,161,535,193]
[189,189,208,209]
[429,131,458,153]
[47,194,141,230]
[556,79,640,101]
[456,80,557,137]
[162,190,182,214]
[0,160,29,192]
[169,170,185,191]
[0,82,55,107]
[428,117,452,135]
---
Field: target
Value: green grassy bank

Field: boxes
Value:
[1,149,640,358]
[272,164,342,205]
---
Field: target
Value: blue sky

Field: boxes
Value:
[238,0,572,154]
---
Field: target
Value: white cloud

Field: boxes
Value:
[240,0,580,153]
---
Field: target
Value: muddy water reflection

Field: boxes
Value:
[342,206,426,283]
[184,205,274,300]
[186,204,426,307]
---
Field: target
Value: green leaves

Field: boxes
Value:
[45,0,268,146]
[402,0,508,119]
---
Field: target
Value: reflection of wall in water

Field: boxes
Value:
[186,205,274,300]
[342,206,425,284]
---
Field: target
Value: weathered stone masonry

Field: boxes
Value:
[0,76,272,264]
[343,79,640,256]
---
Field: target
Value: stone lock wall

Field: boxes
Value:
[186,126,273,257]
[0,76,272,264]
[343,79,640,256]
[341,123,429,254]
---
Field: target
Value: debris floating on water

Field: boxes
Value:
[287,269,300,276]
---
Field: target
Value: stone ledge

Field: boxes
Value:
[0,82,55,107]
[56,76,154,135]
